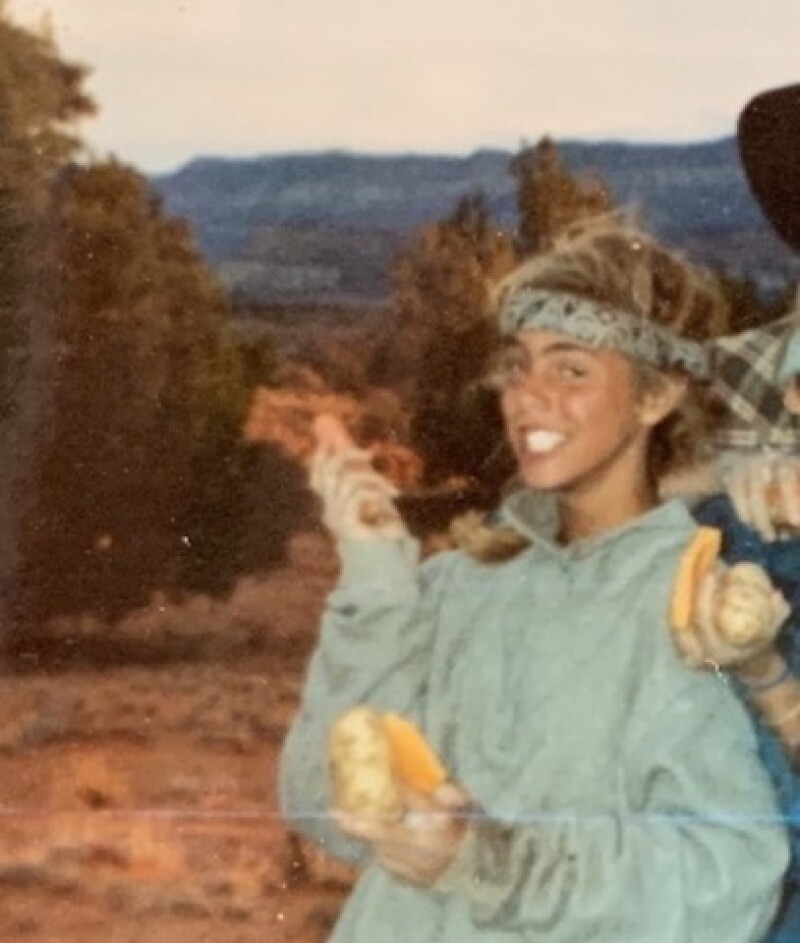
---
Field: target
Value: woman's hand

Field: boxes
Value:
[309,414,408,542]
[723,455,800,540]
[672,561,789,670]
[785,376,800,415]
[334,782,472,886]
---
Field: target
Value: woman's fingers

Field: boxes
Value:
[327,472,396,517]
[725,460,775,539]
[309,441,405,540]
[775,460,800,530]
[310,446,374,496]
[672,623,707,668]
[431,782,473,812]
[333,781,471,886]
[749,461,777,540]
[723,456,800,538]
[772,588,790,629]
[327,476,401,534]
[376,840,448,873]
[716,565,775,649]
[333,782,472,838]
[312,413,359,457]
[725,464,749,531]
[683,565,779,667]
[694,568,740,664]
[332,808,391,841]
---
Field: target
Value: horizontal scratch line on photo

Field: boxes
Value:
[0,809,797,827]
[0,807,281,821]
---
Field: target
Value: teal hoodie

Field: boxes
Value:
[279,497,788,943]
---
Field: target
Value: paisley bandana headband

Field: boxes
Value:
[498,288,711,379]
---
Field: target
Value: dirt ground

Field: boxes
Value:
[0,531,356,943]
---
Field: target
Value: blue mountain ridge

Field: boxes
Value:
[151,138,799,306]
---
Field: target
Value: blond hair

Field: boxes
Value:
[457,214,730,563]
[493,214,728,340]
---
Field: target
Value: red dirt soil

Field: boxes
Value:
[0,531,356,943]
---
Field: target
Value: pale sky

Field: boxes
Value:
[8,0,800,172]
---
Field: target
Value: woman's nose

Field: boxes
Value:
[512,370,552,406]
[503,376,553,421]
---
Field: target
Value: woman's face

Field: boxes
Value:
[496,329,650,495]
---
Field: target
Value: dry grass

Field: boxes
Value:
[0,529,355,943]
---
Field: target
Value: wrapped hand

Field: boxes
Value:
[334,782,471,886]
[672,562,789,669]
[309,414,408,542]
[723,455,800,540]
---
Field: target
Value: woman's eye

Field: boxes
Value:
[556,361,588,380]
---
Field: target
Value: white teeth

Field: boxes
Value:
[525,430,565,454]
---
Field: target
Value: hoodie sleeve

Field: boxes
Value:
[278,536,456,863]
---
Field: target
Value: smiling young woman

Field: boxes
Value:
[279,215,789,943]
[465,217,727,553]
[493,330,684,540]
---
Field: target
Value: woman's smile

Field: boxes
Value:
[522,428,567,456]
[500,329,647,496]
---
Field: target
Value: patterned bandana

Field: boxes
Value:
[498,288,711,379]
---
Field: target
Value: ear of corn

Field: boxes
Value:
[328,707,447,821]
[381,713,447,794]
[328,706,404,821]
[670,526,722,631]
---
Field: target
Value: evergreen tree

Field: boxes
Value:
[13,161,284,626]
[0,6,93,635]
[512,137,613,254]
[381,194,515,484]
[378,141,617,491]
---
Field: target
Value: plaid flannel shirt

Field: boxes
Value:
[711,308,800,450]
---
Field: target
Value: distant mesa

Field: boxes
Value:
[152,140,800,307]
